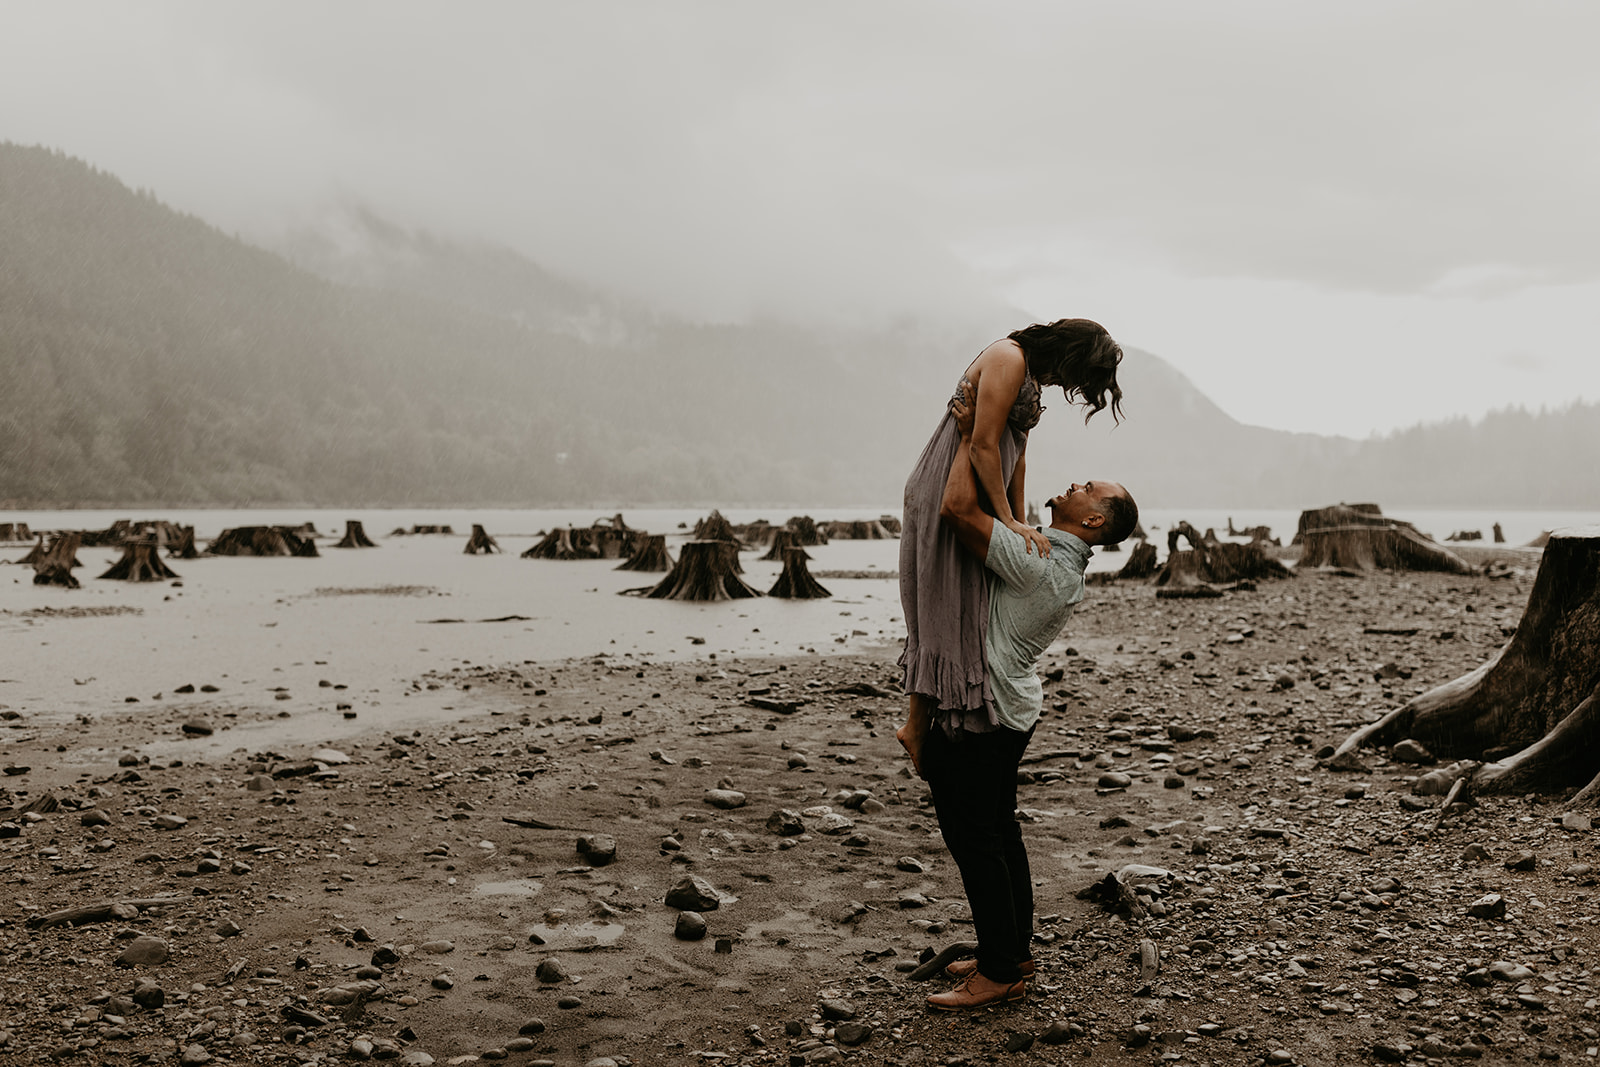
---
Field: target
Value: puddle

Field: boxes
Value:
[474,879,543,897]
[526,920,626,949]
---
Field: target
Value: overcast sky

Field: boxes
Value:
[3,1,1596,438]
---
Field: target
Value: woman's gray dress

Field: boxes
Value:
[898,372,1043,715]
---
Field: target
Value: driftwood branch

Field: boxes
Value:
[30,895,187,929]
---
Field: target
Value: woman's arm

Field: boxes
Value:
[1009,443,1027,527]
[969,342,1051,557]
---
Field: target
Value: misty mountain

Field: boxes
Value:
[1,143,1595,511]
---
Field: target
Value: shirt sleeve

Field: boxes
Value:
[985,522,1047,594]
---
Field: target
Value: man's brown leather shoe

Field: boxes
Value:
[926,973,1028,1012]
[945,957,1035,980]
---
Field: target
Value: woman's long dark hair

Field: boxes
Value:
[1009,318,1123,423]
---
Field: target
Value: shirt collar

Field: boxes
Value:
[1043,527,1093,568]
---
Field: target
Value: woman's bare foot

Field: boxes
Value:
[896,695,932,779]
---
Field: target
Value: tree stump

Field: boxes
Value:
[101,540,179,582]
[785,516,828,546]
[334,520,377,548]
[616,534,673,572]
[645,540,761,601]
[694,510,741,544]
[463,525,501,554]
[15,534,47,566]
[1295,504,1470,573]
[32,532,82,587]
[768,547,831,599]
[1494,523,1505,544]
[0,522,32,542]
[206,527,308,556]
[1155,520,1291,597]
[522,527,598,560]
[761,529,811,562]
[825,519,895,540]
[169,527,200,560]
[1227,518,1280,546]
[1117,540,1158,580]
[1326,526,1600,806]
[589,526,637,559]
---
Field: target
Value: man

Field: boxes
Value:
[923,385,1138,1011]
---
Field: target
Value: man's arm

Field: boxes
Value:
[939,386,993,563]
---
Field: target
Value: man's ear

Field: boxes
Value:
[1082,512,1105,529]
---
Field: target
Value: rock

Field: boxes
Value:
[1505,851,1538,871]
[1167,723,1197,742]
[704,788,747,810]
[399,1054,435,1066]
[504,1038,536,1054]
[811,812,854,835]
[131,981,165,1009]
[179,1044,212,1065]
[1467,893,1507,919]
[1163,775,1185,789]
[116,935,170,967]
[1389,739,1433,764]
[215,919,243,938]
[834,1021,872,1046]
[556,995,582,1009]
[1097,771,1132,790]
[766,809,804,836]
[535,958,568,983]
[818,998,856,1021]
[419,940,455,954]
[311,748,351,764]
[1460,843,1491,862]
[1562,812,1593,832]
[674,911,708,940]
[181,720,213,736]
[576,833,617,865]
[1038,1020,1074,1044]
[1005,1032,1035,1053]
[665,875,721,911]
[79,809,112,827]
[243,776,273,792]
[1489,960,1536,982]
[371,944,402,967]
[517,1018,546,1035]
[153,814,188,830]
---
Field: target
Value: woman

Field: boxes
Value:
[895,318,1123,776]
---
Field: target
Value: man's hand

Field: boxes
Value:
[949,380,976,439]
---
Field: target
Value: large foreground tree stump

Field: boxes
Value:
[1326,526,1600,805]
[768,547,831,599]
[334,520,377,548]
[32,532,82,587]
[616,534,673,572]
[101,541,179,582]
[1295,504,1470,573]
[463,525,501,554]
[645,540,761,601]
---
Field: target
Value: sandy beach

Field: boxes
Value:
[2,526,1597,1066]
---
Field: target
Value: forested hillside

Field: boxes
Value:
[1,143,1595,510]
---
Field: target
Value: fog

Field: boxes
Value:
[3,1,1597,436]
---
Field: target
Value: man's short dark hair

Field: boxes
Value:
[1098,489,1139,546]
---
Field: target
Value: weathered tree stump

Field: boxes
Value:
[15,534,47,566]
[0,522,32,542]
[169,526,200,560]
[1295,504,1470,573]
[768,547,831,599]
[761,529,811,562]
[334,520,377,548]
[1326,526,1600,807]
[589,526,637,560]
[1493,523,1505,544]
[1155,519,1291,597]
[694,510,741,543]
[101,540,180,582]
[207,526,313,557]
[645,540,761,601]
[32,532,82,588]
[463,525,501,554]
[616,533,673,572]
[522,527,599,560]
[784,516,828,546]
[1117,540,1159,580]
[824,519,895,540]
[734,520,775,547]
[1446,530,1484,542]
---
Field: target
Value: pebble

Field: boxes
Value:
[1466,893,1506,919]
[179,1044,212,1065]
[1389,739,1432,764]
[1097,771,1132,790]
[674,911,708,940]
[1505,851,1538,871]
[834,1021,872,1046]
[181,719,214,736]
[419,940,456,954]
[535,958,568,983]
[518,1019,546,1035]
[1460,842,1492,862]
[704,788,747,810]
[818,998,856,1021]
[766,809,805,836]
[576,833,617,865]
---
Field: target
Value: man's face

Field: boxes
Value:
[1048,481,1123,530]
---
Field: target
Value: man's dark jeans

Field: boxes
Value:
[923,722,1035,984]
